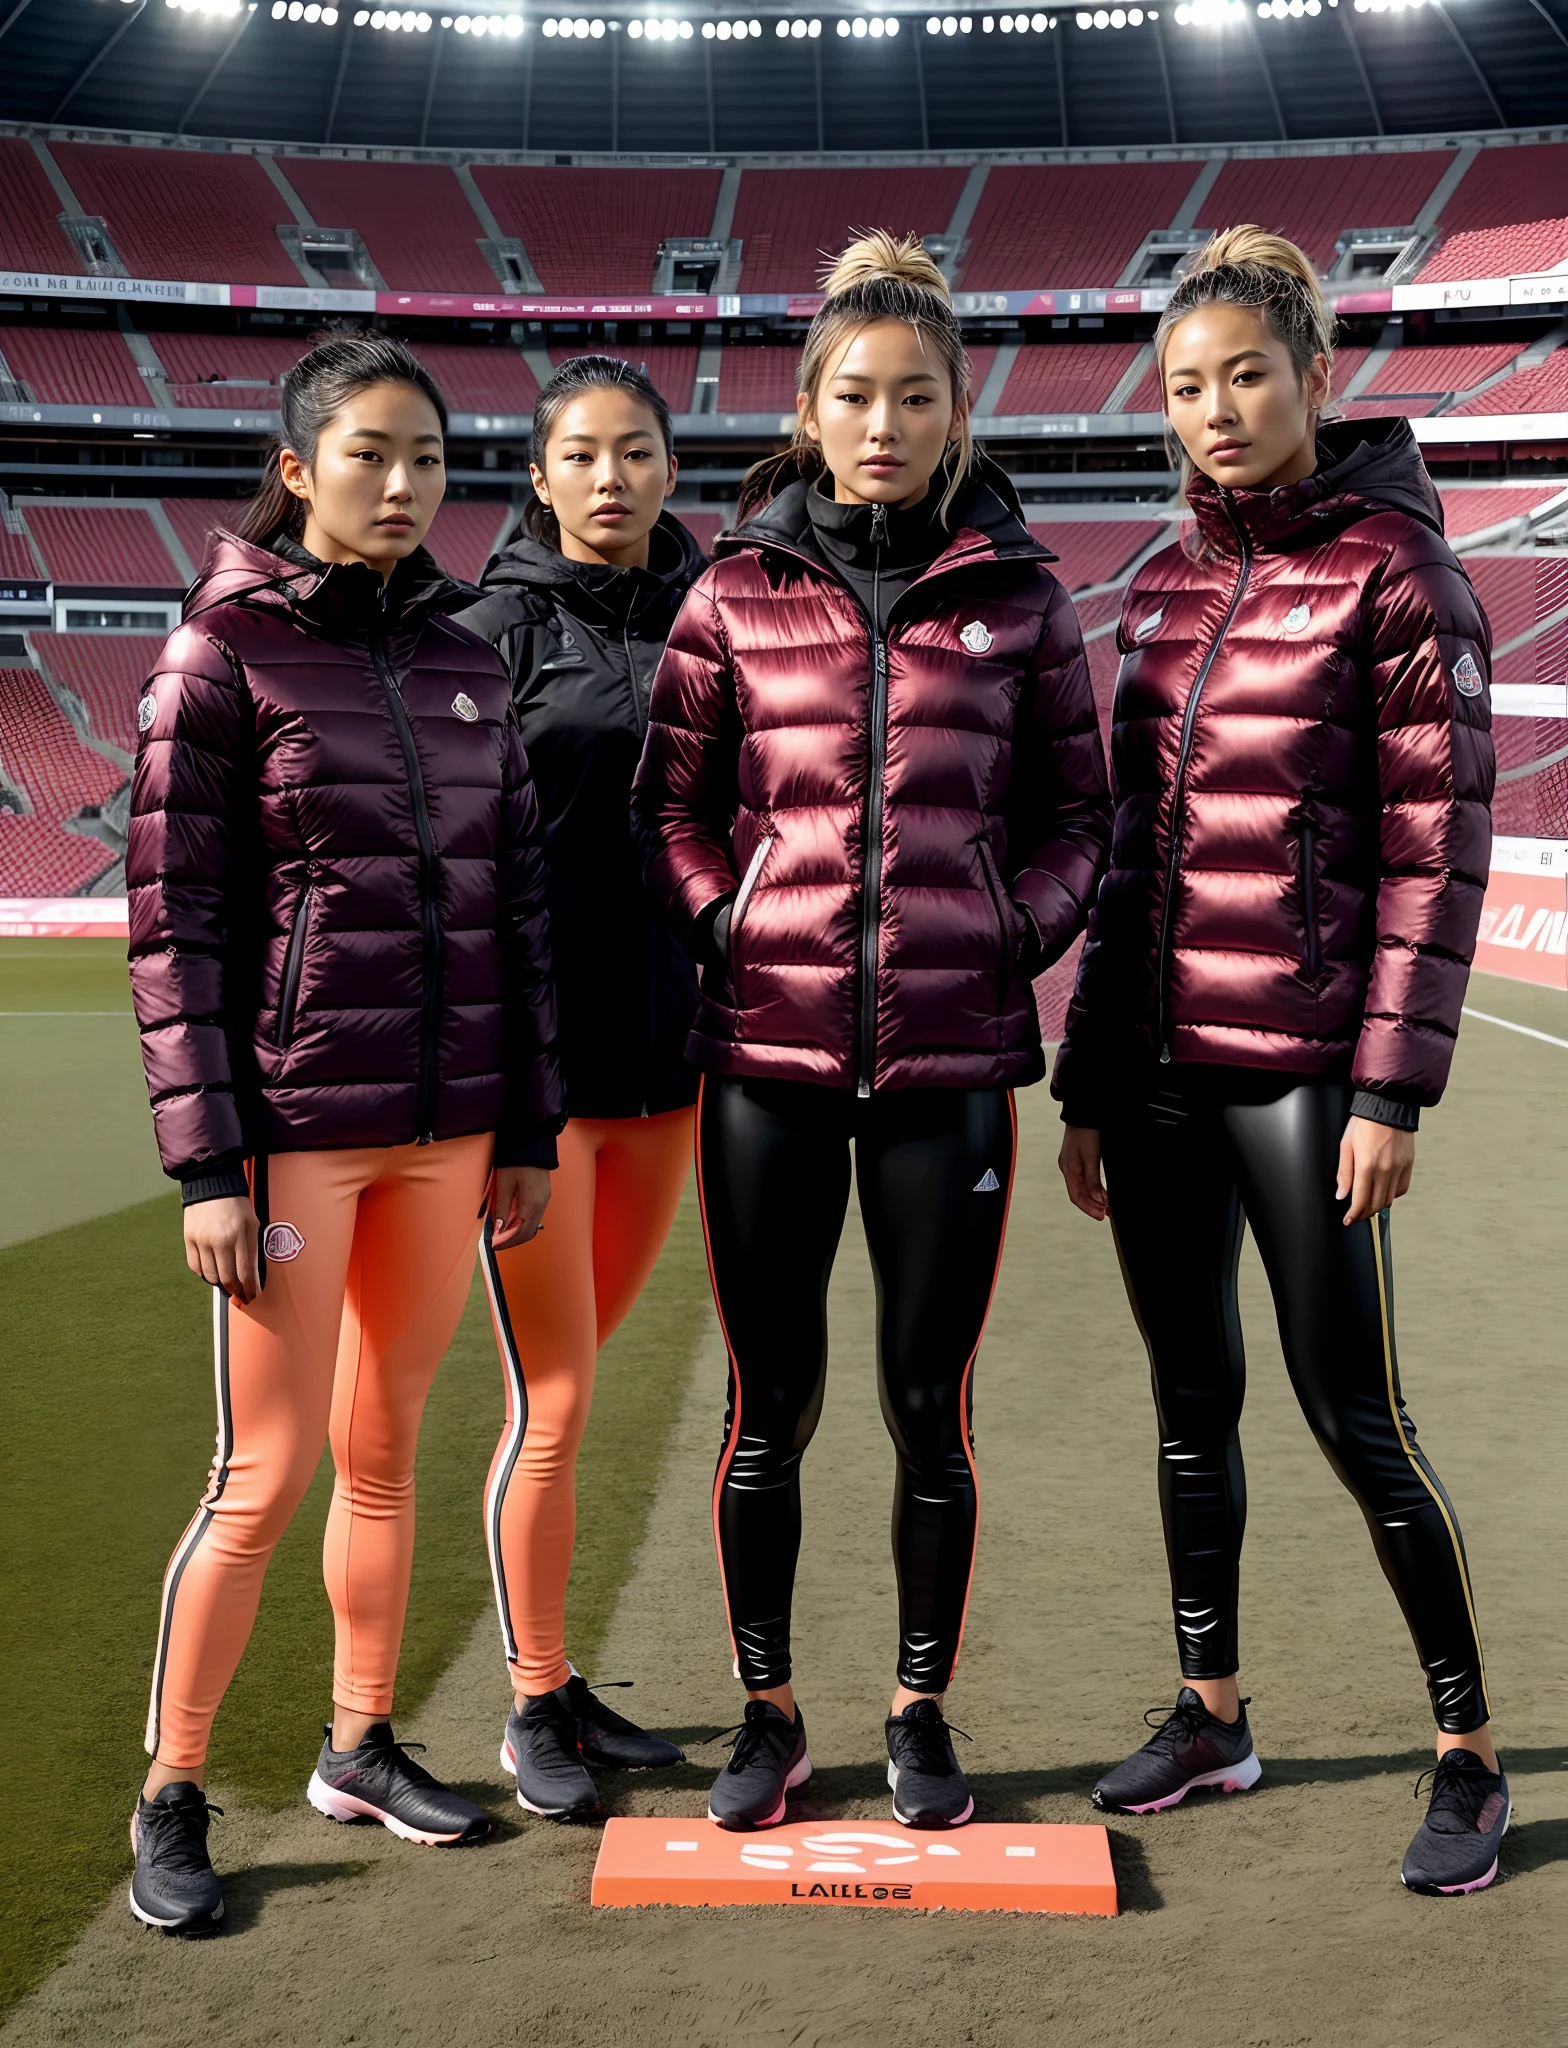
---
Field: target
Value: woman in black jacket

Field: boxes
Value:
[457,356,706,1821]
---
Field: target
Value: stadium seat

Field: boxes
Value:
[30,633,163,756]
[1453,348,1568,417]
[22,507,181,590]
[0,669,124,896]
[471,168,721,292]
[0,326,150,409]
[1030,520,1165,595]
[49,144,300,287]
[401,342,540,416]
[0,139,83,275]
[731,168,970,292]
[997,344,1142,416]
[716,347,800,414]
[1438,485,1566,540]
[159,499,249,573]
[423,500,515,584]
[0,522,44,581]
[1194,152,1455,271]
[1420,142,1568,281]
[958,163,1201,290]
[151,332,300,409]
[277,159,499,294]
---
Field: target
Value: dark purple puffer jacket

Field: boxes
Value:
[128,532,564,1195]
[1053,417,1495,1128]
[631,460,1112,1092]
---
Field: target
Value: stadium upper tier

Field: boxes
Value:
[4,135,1568,301]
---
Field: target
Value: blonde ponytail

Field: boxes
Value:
[1154,223,1338,407]
[743,228,975,524]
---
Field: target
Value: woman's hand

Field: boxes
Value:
[491,1166,552,1250]
[1336,1116,1415,1225]
[184,1196,261,1303]
[1058,1125,1109,1221]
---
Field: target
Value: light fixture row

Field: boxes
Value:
[270,2,339,18]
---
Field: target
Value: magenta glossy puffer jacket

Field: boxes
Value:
[631,461,1112,1093]
[128,533,563,1193]
[1053,418,1495,1128]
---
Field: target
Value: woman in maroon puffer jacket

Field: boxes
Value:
[125,337,562,1934]
[1053,229,1506,1897]
[632,234,1111,1834]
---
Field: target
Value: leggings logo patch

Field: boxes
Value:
[263,1221,306,1263]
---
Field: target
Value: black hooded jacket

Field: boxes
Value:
[456,509,708,1118]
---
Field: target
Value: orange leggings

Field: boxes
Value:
[145,1135,492,1770]
[481,1109,693,1697]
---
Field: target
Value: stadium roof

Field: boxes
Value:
[1,0,1566,157]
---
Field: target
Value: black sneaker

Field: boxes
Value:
[129,1783,225,1935]
[1092,1688,1262,1815]
[307,1723,488,1844]
[499,1690,601,1821]
[1401,1749,1510,1895]
[886,1700,974,1829]
[707,1701,811,1831]
[565,1673,685,1771]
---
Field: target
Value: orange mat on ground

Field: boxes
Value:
[591,1817,1118,1915]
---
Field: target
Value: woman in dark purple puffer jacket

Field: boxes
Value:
[632,234,1110,1834]
[1053,230,1507,1898]
[124,338,563,1935]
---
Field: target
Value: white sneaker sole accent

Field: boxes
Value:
[887,1760,975,1828]
[127,1886,224,1932]
[1402,1795,1510,1896]
[499,1735,601,1819]
[306,1769,475,1845]
[1108,1747,1263,1814]
[708,1749,812,1830]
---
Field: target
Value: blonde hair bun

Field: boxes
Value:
[1189,223,1323,300]
[819,228,953,304]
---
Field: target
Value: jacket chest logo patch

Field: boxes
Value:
[1452,651,1484,698]
[452,692,479,723]
[1133,607,1163,642]
[137,692,157,733]
[263,1221,306,1264]
[1284,603,1311,634]
[959,620,994,655]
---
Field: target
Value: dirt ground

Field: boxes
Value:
[6,1004,1564,2048]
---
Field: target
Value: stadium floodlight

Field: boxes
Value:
[170,0,245,13]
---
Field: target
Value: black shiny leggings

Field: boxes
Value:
[697,1077,1015,1694]
[1102,1079,1489,1734]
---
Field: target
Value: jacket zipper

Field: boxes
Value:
[623,625,647,739]
[370,599,442,1142]
[1298,820,1321,980]
[857,503,889,1098]
[276,880,315,1047]
[1155,498,1252,1063]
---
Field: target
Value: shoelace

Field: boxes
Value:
[1142,1695,1251,1751]
[708,1712,794,1773]
[890,1709,973,1774]
[141,1797,223,1873]
[1412,1755,1494,1824]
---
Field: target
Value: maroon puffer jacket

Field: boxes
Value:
[1053,417,1495,1127]
[631,461,1111,1092]
[128,532,563,1192]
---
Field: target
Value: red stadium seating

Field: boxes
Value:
[160,499,248,574]
[403,341,539,415]
[1438,486,1565,540]
[1034,936,1083,1044]
[731,169,969,293]
[0,139,83,275]
[278,159,497,294]
[50,145,299,287]
[1195,152,1454,271]
[1429,140,1568,246]
[958,163,1200,291]
[1420,216,1568,285]
[472,167,721,292]
[31,633,163,755]
[23,506,181,589]
[152,330,298,408]
[1453,348,1568,417]
[1029,520,1164,594]
[547,345,697,413]
[0,814,117,896]
[1365,343,1521,397]
[0,669,123,896]
[1,326,149,408]
[717,347,800,413]
[997,344,1141,416]
[0,523,44,580]
[673,511,725,556]
[424,500,513,583]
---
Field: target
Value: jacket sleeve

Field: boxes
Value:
[496,717,566,1169]
[127,627,252,1194]
[1353,541,1495,1119]
[1005,576,1113,970]
[630,576,744,953]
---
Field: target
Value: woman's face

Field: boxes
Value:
[1162,303,1329,492]
[801,318,964,509]
[531,388,676,571]
[281,380,446,577]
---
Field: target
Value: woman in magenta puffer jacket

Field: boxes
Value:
[125,337,562,1934]
[632,233,1111,1833]
[1053,229,1505,1897]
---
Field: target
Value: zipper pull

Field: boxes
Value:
[870,503,887,546]
[857,1077,872,1099]
[1159,1046,1172,1066]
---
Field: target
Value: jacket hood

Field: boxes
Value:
[476,507,706,629]
[723,449,1052,573]
[1186,415,1445,558]
[185,529,478,630]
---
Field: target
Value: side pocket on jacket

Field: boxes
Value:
[1296,824,1322,982]
[728,832,775,1008]
[976,836,1018,1006]
[277,883,315,1047]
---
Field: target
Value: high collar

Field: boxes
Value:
[185,529,475,632]
[1185,415,1446,559]
[804,479,951,584]
[477,508,706,631]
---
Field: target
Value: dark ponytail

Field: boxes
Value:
[237,333,449,548]
[518,354,675,551]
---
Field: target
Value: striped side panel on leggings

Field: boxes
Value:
[693,1075,746,1677]
[479,1220,529,1666]
[144,1289,234,1756]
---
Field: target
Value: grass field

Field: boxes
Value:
[0,939,712,2018]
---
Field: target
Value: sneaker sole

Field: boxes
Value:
[1095,1748,1263,1815]
[499,1737,601,1821]
[887,1761,974,1829]
[708,1751,812,1831]
[128,1812,225,1935]
[306,1770,485,1845]
[1402,1800,1510,1896]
